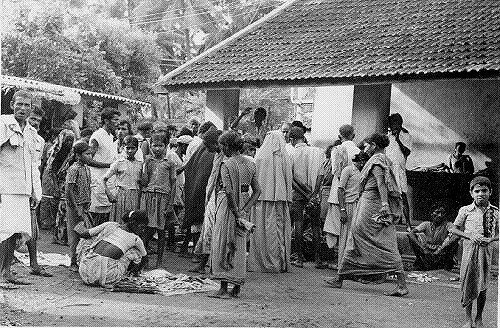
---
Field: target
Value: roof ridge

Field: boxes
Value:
[154,0,299,90]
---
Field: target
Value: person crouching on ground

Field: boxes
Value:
[75,210,148,287]
[448,176,498,328]
[66,142,92,272]
[407,201,459,271]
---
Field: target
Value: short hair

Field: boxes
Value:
[430,200,449,215]
[291,120,307,133]
[119,120,132,134]
[203,129,222,146]
[289,126,305,140]
[339,124,355,139]
[11,90,33,104]
[199,121,215,135]
[151,132,170,146]
[188,116,201,126]
[178,126,194,137]
[218,130,243,152]
[137,121,153,131]
[30,106,45,118]
[123,135,139,148]
[100,107,120,122]
[388,113,403,125]
[352,151,370,163]
[455,142,466,150]
[122,210,148,225]
[469,176,491,191]
[365,133,390,149]
[73,141,90,154]
[80,128,94,139]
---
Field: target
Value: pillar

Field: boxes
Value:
[205,89,240,130]
[351,84,391,144]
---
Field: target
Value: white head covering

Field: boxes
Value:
[254,130,292,202]
[177,135,193,144]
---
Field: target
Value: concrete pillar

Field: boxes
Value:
[205,89,240,130]
[351,84,391,144]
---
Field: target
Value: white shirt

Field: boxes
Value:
[184,135,203,164]
[328,140,360,204]
[291,143,324,200]
[386,130,412,193]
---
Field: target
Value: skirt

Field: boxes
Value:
[337,201,357,266]
[140,191,177,229]
[323,203,341,248]
[0,194,32,242]
[109,188,140,224]
[460,240,493,307]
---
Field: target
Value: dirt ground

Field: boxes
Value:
[1,230,498,328]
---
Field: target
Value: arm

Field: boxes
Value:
[85,139,111,169]
[230,107,251,130]
[241,171,262,213]
[220,164,240,218]
[139,160,150,187]
[66,183,81,217]
[292,178,312,199]
[311,173,324,199]
[372,165,390,214]
[166,164,176,212]
[103,162,118,203]
[338,166,350,222]
[395,131,411,159]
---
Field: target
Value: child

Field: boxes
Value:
[65,141,92,271]
[103,136,143,223]
[140,132,177,268]
[449,176,498,328]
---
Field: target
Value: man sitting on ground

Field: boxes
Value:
[407,202,458,271]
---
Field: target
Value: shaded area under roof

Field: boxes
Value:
[156,0,500,91]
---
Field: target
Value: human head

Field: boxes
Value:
[254,107,267,129]
[80,128,94,143]
[150,132,169,158]
[364,133,390,156]
[116,120,132,142]
[167,124,178,136]
[291,120,307,133]
[388,113,404,132]
[288,126,305,146]
[123,135,138,160]
[455,142,466,155]
[100,107,120,132]
[218,130,243,157]
[469,176,491,206]
[122,210,148,236]
[177,135,192,156]
[11,90,33,124]
[198,121,216,137]
[178,126,194,137]
[203,129,222,153]
[281,122,291,142]
[429,201,448,225]
[188,117,201,135]
[73,141,91,162]
[136,121,153,139]
[338,124,355,141]
[352,151,369,171]
[28,106,45,132]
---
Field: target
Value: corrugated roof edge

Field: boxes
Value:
[154,0,298,90]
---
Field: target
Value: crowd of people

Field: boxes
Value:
[0,89,498,327]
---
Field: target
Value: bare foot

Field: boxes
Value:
[208,288,230,299]
[461,321,475,328]
[474,317,483,328]
[383,287,409,297]
[324,278,342,288]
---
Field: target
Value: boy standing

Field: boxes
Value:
[449,176,498,328]
[66,142,92,271]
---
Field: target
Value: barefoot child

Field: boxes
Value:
[449,176,498,328]
[65,142,92,271]
[103,136,142,223]
[140,132,177,268]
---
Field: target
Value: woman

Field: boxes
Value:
[210,131,261,298]
[248,130,292,273]
[75,210,148,287]
[325,133,409,297]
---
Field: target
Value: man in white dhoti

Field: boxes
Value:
[0,90,42,288]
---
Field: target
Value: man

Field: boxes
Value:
[289,126,324,267]
[407,202,458,271]
[184,121,216,163]
[281,122,295,156]
[87,108,120,226]
[448,142,474,174]
[189,116,201,136]
[386,113,412,230]
[0,90,42,287]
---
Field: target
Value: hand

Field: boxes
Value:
[470,234,483,244]
[241,107,252,116]
[479,237,491,246]
[339,208,348,223]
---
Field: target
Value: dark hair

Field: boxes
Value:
[339,124,355,139]
[254,107,267,128]
[455,142,466,151]
[218,130,243,152]
[123,135,139,148]
[289,126,305,140]
[178,126,194,137]
[11,90,33,104]
[352,151,370,163]
[31,106,45,118]
[430,201,449,215]
[137,121,153,131]
[333,139,342,147]
[469,176,491,191]
[73,141,90,155]
[80,128,94,139]
[388,113,403,125]
[365,133,390,149]
[151,132,169,146]
[199,121,215,135]
[325,144,335,158]
[203,129,222,146]
[100,107,120,122]
[291,120,307,133]
[119,120,132,135]
[122,210,148,225]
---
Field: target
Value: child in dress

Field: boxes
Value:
[449,176,498,328]
[140,132,177,268]
[103,136,143,223]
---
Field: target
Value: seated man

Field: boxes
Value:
[74,210,148,287]
[407,202,458,271]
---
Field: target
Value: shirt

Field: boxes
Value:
[141,155,176,194]
[386,130,412,193]
[291,143,324,201]
[184,135,203,164]
[328,141,360,204]
[338,165,361,203]
[89,127,117,186]
[453,203,499,237]
[89,221,147,257]
[413,221,450,250]
[103,158,142,190]
[0,115,42,199]
[448,153,474,174]
[65,162,91,205]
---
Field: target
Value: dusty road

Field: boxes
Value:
[1,231,498,327]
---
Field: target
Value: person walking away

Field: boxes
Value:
[103,136,142,223]
[65,142,92,272]
[407,201,459,271]
[448,176,498,328]
[289,126,324,268]
[0,90,42,287]
[248,130,293,273]
[140,133,177,268]
[325,133,409,297]
[209,131,261,298]
[448,142,474,174]
[386,113,412,231]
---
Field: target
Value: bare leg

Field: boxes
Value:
[27,238,52,276]
[474,290,487,328]
[189,254,209,273]
[464,303,474,328]
[230,284,241,297]
[156,229,165,268]
[384,272,409,296]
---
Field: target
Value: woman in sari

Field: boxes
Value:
[248,130,292,273]
[210,131,261,298]
[325,133,409,297]
[75,210,148,287]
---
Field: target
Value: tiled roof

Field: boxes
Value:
[157,0,500,90]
